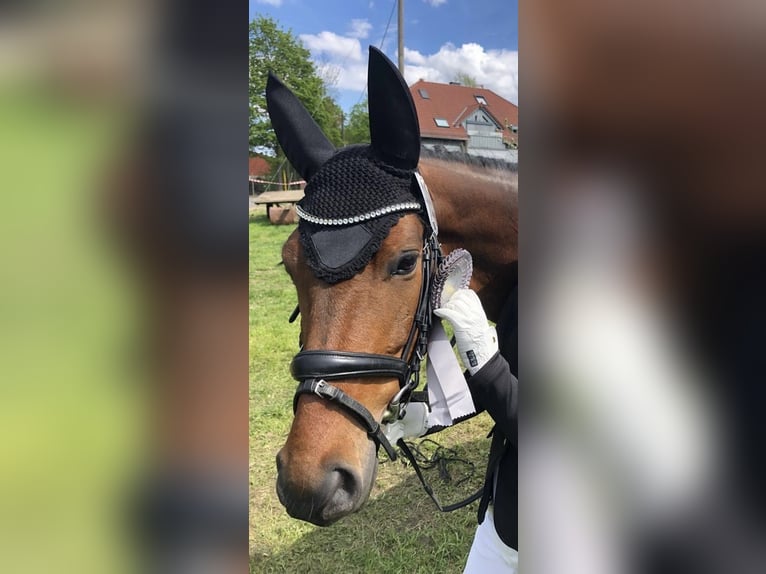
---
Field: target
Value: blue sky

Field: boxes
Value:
[249,0,518,112]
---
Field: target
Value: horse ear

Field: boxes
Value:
[266,72,336,182]
[367,46,420,170]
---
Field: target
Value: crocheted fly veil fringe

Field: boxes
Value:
[267,47,429,284]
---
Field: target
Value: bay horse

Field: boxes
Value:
[268,47,517,526]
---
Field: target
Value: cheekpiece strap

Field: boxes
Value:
[415,171,438,237]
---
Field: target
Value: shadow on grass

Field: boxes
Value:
[249,211,297,227]
[249,212,269,224]
[250,437,489,574]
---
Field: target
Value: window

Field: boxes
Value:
[434,118,449,128]
[475,95,488,105]
[418,88,430,99]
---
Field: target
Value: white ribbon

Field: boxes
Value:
[426,320,476,427]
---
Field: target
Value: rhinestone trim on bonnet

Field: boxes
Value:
[295,201,421,226]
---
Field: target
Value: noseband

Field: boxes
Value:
[290,230,442,461]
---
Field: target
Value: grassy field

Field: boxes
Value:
[249,211,493,573]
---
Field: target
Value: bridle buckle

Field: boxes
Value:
[312,379,328,397]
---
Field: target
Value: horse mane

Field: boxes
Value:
[420,145,518,173]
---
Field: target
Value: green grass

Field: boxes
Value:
[249,212,493,573]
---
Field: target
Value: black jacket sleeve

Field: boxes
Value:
[466,351,518,447]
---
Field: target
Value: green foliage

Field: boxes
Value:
[343,98,370,145]
[318,94,344,148]
[453,72,478,88]
[249,16,344,155]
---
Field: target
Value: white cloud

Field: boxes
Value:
[297,25,517,110]
[335,62,368,91]
[403,43,518,104]
[423,0,448,6]
[348,19,372,39]
[403,47,426,66]
[299,31,363,62]
[299,28,367,92]
[256,0,283,6]
[297,19,402,94]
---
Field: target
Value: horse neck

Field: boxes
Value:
[419,156,518,322]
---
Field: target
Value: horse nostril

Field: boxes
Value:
[327,465,360,514]
[334,466,358,495]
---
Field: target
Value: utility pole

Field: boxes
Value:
[398,0,404,75]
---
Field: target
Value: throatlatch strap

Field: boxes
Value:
[396,439,484,513]
[293,379,398,460]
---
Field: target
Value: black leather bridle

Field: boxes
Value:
[290,229,441,461]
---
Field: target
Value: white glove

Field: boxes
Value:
[434,288,498,375]
[382,402,429,444]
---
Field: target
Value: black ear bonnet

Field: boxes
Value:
[266,46,427,284]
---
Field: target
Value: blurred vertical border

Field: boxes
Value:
[0,2,248,573]
[521,1,766,573]
[5,1,766,573]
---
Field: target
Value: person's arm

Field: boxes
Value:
[434,289,517,442]
[465,352,517,445]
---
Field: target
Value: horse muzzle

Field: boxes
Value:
[275,448,374,526]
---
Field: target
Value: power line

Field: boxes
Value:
[353,0,397,108]
[380,0,397,50]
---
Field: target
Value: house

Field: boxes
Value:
[409,80,518,162]
[249,156,272,195]
[249,156,271,179]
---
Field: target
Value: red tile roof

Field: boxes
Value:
[249,156,271,177]
[409,80,519,146]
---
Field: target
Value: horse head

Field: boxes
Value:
[268,47,433,525]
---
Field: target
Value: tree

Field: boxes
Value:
[318,94,344,149]
[249,16,343,155]
[343,98,370,145]
[453,72,478,87]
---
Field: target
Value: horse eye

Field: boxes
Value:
[393,253,418,275]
